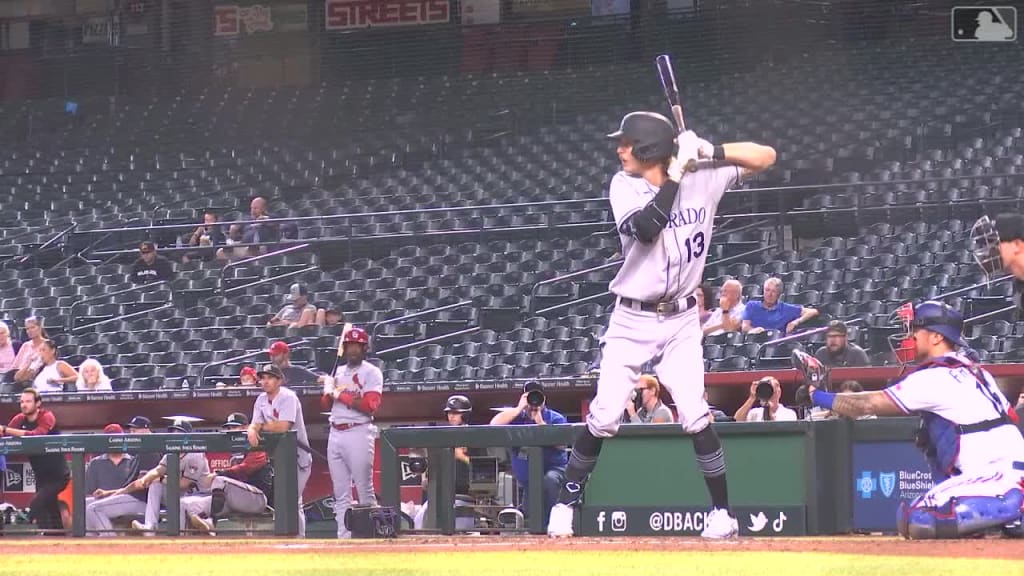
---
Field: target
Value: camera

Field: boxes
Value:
[755,378,775,403]
[526,389,546,408]
[630,388,644,412]
[407,456,428,475]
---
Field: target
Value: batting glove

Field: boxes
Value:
[696,137,715,159]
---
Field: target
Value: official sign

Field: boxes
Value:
[580,506,806,536]
[324,0,450,30]
[851,441,934,533]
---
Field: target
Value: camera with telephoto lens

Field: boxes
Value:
[407,456,428,475]
[630,388,644,412]
[524,380,546,408]
[755,378,775,403]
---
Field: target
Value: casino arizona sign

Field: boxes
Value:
[324,0,450,30]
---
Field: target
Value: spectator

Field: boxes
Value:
[76,358,112,392]
[489,382,567,525]
[704,279,745,336]
[183,210,225,263]
[130,241,174,284]
[316,308,345,327]
[267,341,319,387]
[696,284,713,326]
[623,375,674,424]
[0,320,22,374]
[216,224,247,262]
[1,389,69,534]
[814,321,869,367]
[820,381,876,420]
[242,197,279,254]
[268,284,317,328]
[238,366,258,387]
[11,316,47,374]
[741,278,818,335]
[15,339,77,394]
[734,377,798,422]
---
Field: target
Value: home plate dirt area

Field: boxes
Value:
[6,536,1022,558]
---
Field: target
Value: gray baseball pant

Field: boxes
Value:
[181,476,268,520]
[297,463,311,538]
[143,481,190,531]
[85,494,146,537]
[327,424,377,538]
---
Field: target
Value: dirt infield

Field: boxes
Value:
[5,536,1023,559]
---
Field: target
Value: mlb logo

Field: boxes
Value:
[951,7,1017,42]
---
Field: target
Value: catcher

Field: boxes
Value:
[795,301,1024,539]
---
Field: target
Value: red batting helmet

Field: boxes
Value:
[344,327,370,346]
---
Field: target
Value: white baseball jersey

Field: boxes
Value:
[329,361,383,425]
[608,162,742,302]
[252,386,312,469]
[883,353,1024,473]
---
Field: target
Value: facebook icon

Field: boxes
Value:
[857,471,877,499]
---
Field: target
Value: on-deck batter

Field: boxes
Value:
[320,327,382,539]
[546,111,776,539]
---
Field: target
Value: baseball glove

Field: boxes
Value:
[792,349,831,407]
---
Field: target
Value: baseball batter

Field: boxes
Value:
[805,301,1024,538]
[320,327,382,539]
[248,364,312,537]
[183,413,272,534]
[547,112,776,539]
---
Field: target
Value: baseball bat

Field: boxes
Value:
[655,54,698,172]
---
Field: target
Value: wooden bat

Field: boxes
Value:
[655,54,697,172]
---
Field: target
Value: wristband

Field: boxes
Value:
[712,145,726,161]
[811,389,836,410]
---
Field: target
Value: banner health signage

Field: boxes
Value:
[214,2,308,37]
[580,506,806,537]
[852,441,934,533]
[324,0,450,30]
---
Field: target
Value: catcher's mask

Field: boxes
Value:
[971,215,1003,278]
[888,300,966,364]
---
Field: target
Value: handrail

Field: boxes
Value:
[933,274,1013,301]
[72,303,175,334]
[224,266,319,295]
[52,231,113,270]
[375,327,481,357]
[67,280,168,332]
[68,170,1024,237]
[964,304,1018,326]
[0,220,75,245]
[371,300,474,338]
[197,340,316,388]
[754,317,865,359]
[14,223,76,266]
[530,259,623,303]
[530,244,778,314]
[221,243,312,294]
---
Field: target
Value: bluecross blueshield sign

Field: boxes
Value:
[852,441,934,533]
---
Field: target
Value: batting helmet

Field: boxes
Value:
[344,327,370,346]
[223,412,249,428]
[167,419,193,433]
[608,112,675,163]
[444,395,472,413]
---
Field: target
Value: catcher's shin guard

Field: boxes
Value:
[898,488,1023,539]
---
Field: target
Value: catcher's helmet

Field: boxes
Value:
[889,301,965,362]
[344,327,370,346]
[608,112,675,163]
[444,394,472,413]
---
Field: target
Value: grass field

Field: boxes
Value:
[0,538,1021,576]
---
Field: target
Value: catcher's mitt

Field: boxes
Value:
[792,349,831,407]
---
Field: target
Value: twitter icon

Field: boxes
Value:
[747,512,768,533]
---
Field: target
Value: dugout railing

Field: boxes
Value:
[0,431,300,537]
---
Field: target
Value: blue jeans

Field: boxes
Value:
[518,467,566,524]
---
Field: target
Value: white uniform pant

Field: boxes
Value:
[297,462,311,538]
[85,494,146,537]
[588,303,707,437]
[181,476,268,521]
[144,482,193,531]
[327,424,378,538]
[915,465,1024,509]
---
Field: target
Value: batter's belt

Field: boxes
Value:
[617,293,697,316]
[332,422,369,432]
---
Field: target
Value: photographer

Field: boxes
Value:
[734,377,798,422]
[490,381,567,525]
[623,375,674,424]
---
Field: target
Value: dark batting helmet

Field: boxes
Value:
[222,412,249,428]
[444,394,472,414]
[608,111,675,163]
[344,327,370,346]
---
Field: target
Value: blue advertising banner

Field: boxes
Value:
[851,441,934,533]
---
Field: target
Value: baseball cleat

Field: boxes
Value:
[547,503,574,538]
[189,513,216,536]
[130,520,155,536]
[700,508,739,539]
